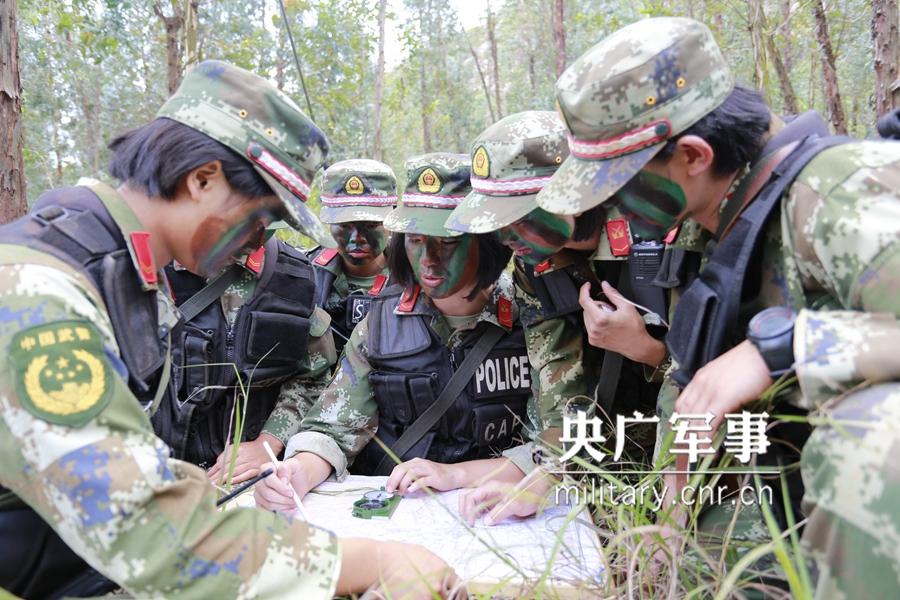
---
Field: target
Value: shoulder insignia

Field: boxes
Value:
[244,245,266,274]
[368,274,388,296]
[314,247,339,266]
[417,168,441,193]
[473,146,490,178]
[397,285,421,312]
[605,218,631,257]
[130,231,158,287]
[9,321,113,427]
[497,296,513,328]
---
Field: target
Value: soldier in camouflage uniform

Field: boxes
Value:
[445,111,669,474]
[256,153,539,510]
[535,17,900,598]
[158,233,338,484]
[308,159,395,356]
[0,60,453,598]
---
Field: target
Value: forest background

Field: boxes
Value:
[0,0,898,227]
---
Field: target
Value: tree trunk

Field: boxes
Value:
[757,2,799,114]
[183,0,200,71]
[812,0,847,134]
[552,0,566,77]
[486,2,502,118]
[465,33,496,123]
[747,0,768,90]
[418,8,432,153]
[373,0,387,161]
[781,0,793,73]
[154,1,185,95]
[872,0,899,116]
[0,0,26,222]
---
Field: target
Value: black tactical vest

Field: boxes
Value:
[0,184,167,598]
[352,285,531,475]
[310,247,384,353]
[153,236,316,467]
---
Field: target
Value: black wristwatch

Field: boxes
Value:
[747,306,796,377]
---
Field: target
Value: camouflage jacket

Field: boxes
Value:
[758,141,900,409]
[285,274,541,478]
[0,194,339,597]
[175,256,338,446]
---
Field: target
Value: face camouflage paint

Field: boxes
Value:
[190,199,277,278]
[331,222,388,266]
[612,170,687,240]
[497,208,574,265]
[405,234,479,299]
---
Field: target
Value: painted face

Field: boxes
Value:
[330,222,388,266]
[190,194,280,278]
[404,233,479,299]
[497,208,574,265]
[611,170,687,240]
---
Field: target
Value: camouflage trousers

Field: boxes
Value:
[800,382,900,599]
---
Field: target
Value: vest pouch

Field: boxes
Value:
[667,277,722,388]
[370,371,437,425]
[245,310,310,364]
[472,402,522,449]
[344,294,374,332]
[181,329,215,409]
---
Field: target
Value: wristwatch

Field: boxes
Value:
[747,306,796,377]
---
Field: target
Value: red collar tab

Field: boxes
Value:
[244,245,266,275]
[130,231,158,287]
[663,225,680,245]
[497,296,513,328]
[534,259,552,274]
[397,285,420,312]
[605,219,631,257]
[314,247,339,267]
[368,274,388,296]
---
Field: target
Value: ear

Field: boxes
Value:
[674,135,715,177]
[183,160,225,201]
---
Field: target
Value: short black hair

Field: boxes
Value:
[387,232,512,301]
[108,117,273,200]
[572,205,606,242]
[654,86,771,176]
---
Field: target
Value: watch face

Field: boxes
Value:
[365,490,392,503]
[749,306,795,339]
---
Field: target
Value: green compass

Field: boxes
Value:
[352,488,401,520]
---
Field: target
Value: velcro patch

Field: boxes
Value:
[9,321,113,427]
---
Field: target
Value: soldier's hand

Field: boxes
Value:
[675,339,773,432]
[208,433,284,485]
[386,457,462,495]
[339,539,462,599]
[457,477,548,526]
[254,458,312,512]
[578,282,667,366]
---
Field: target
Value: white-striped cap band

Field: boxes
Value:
[567,119,672,160]
[402,193,465,209]
[246,143,312,200]
[470,174,553,196]
[320,194,397,207]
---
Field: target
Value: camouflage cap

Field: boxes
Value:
[446,111,568,234]
[318,159,398,224]
[156,60,336,247]
[383,153,471,237]
[536,17,734,215]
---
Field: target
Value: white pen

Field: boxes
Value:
[262,440,312,522]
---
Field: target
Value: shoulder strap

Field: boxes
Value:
[374,325,506,475]
[177,263,244,321]
[594,265,631,416]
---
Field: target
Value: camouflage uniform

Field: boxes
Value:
[445,111,665,469]
[309,159,396,353]
[536,17,900,598]
[288,154,539,477]
[0,61,341,597]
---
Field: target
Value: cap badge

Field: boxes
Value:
[417,168,441,193]
[345,175,365,195]
[473,146,490,178]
